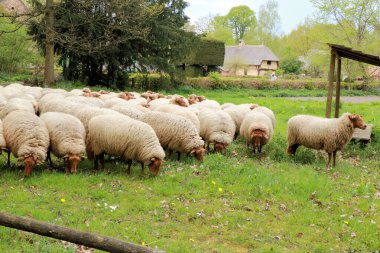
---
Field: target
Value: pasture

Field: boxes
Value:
[0,88,379,252]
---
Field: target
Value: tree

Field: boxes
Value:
[256,0,281,44]
[225,5,256,43]
[280,58,302,74]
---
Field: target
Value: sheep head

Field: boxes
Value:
[214,142,227,152]
[188,94,197,105]
[250,129,268,153]
[174,96,189,107]
[197,96,206,102]
[23,156,37,177]
[64,154,82,173]
[349,114,366,130]
[190,147,205,162]
[148,158,163,176]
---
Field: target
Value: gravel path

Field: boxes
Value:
[286,96,380,103]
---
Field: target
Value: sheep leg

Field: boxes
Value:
[99,153,105,170]
[258,144,262,153]
[168,149,173,158]
[207,143,210,151]
[234,132,238,140]
[93,155,99,170]
[64,157,70,174]
[47,150,53,167]
[140,162,144,174]
[333,151,337,167]
[7,150,11,167]
[126,159,132,174]
[177,151,181,161]
[327,152,332,170]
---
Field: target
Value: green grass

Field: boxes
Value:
[0,89,379,252]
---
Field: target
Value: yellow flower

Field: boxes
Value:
[189,238,195,242]
[218,187,223,192]
[60,198,66,203]
[211,180,216,185]
[344,220,349,224]
[141,241,146,246]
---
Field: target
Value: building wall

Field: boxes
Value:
[260,60,278,70]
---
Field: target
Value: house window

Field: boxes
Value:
[267,61,272,65]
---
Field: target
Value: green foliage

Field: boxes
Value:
[0,18,43,73]
[280,58,302,74]
[225,5,256,43]
[184,39,225,66]
[0,88,379,252]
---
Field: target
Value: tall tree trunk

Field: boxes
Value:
[44,0,55,86]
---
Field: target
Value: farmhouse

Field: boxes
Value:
[221,42,280,77]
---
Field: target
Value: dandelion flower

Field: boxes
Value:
[211,180,216,185]
[60,198,66,203]
[218,188,223,192]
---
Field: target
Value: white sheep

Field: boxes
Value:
[287,113,367,169]
[240,111,274,153]
[0,119,6,153]
[87,114,165,175]
[224,104,258,139]
[154,104,200,132]
[3,111,50,177]
[40,112,86,173]
[252,106,276,129]
[111,104,144,120]
[148,95,188,110]
[139,111,205,161]
[0,98,36,119]
[198,108,235,152]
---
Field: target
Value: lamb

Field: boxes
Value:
[240,111,274,153]
[87,115,165,175]
[3,111,50,177]
[139,111,205,161]
[198,109,235,152]
[40,112,86,173]
[287,113,367,169]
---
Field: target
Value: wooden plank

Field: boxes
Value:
[352,124,373,141]
[335,57,341,118]
[326,49,336,118]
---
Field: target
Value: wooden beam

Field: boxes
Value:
[326,49,336,118]
[0,212,164,253]
[335,57,342,118]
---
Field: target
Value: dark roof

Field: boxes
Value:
[328,44,380,66]
[223,45,279,67]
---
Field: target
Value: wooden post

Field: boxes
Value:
[43,0,55,86]
[0,212,164,253]
[326,49,336,118]
[335,57,342,118]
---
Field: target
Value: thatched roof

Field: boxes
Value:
[223,45,279,67]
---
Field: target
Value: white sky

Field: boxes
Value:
[184,0,316,35]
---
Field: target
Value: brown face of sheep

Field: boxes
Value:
[148,158,163,176]
[24,156,37,177]
[250,129,268,153]
[214,142,227,152]
[188,95,197,105]
[65,154,82,173]
[190,147,205,162]
[175,97,188,107]
[349,114,367,130]
[197,96,206,102]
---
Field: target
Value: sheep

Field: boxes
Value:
[287,113,367,169]
[148,95,188,110]
[224,104,258,139]
[87,114,165,175]
[139,111,205,161]
[240,111,274,153]
[3,111,50,177]
[253,106,276,129]
[198,109,235,152]
[111,104,144,120]
[221,103,235,110]
[154,104,200,132]
[0,119,6,153]
[0,98,36,119]
[40,112,86,173]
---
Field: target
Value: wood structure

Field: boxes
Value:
[326,44,380,118]
[0,212,164,253]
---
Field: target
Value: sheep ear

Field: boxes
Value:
[349,114,358,120]
[64,154,70,158]
[189,149,195,154]
[151,157,156,162]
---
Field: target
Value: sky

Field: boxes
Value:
[184,0,316,35]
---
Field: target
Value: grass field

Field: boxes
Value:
[0,88,379,252]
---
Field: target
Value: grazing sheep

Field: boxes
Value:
[0,119,6,153]
[111,104,144,120]
[140,111,205,161]
[198,109,235,152]
[0,98,36,119]
[148,95,188,110]
[87,115,165,175]
[287,113,367,169]
[240,111,274,153]
[253,106,276,129]
[224,104,258,139]
[221,102,235,110]
[3,111,50,177]
[154,104,200,132]
[40,112,86,173]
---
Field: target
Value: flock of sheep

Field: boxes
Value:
[0,83,366,177]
